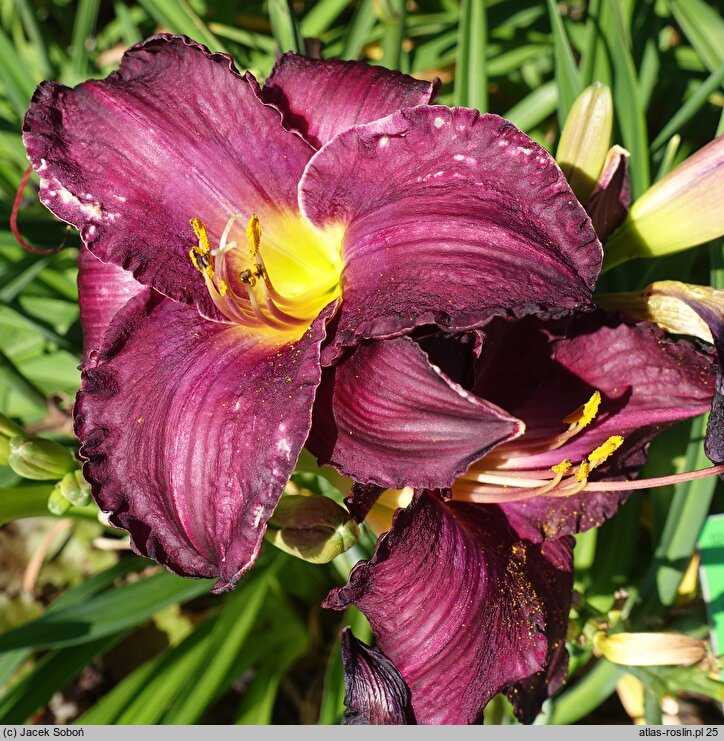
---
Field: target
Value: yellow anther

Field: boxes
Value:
[551,459,572,475]
[563,390,601,429]
[588,435,624,468]
[246,214,262,257]
[191,217,211,254]
[575,461,590,483]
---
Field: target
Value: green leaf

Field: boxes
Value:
[301,0,350,38]
[651,61,724,151]
[0,349,46,409]
[380,0,407,71]
[0,557,147,690]
[669,0,724,73]
[69,0,101,82]
[165,565,278,724]
[504,81,558,135]
[341,0,377,61]
[580,0,611,87]
[0,24,37,120]
[268,0,305,55]
[547,0,582,125]
[633,415,715,617]
[454,0,487,112]
[606,0,650,198]
[0,571,214,651]
[0,634,124,723]
[136,0,227,53]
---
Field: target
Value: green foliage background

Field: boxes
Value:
[1,0,724,725]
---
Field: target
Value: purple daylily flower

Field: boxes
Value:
[22,36,602,592]
[317,311,716,724]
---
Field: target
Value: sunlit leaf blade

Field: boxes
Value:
[268,0,305,54]
[0,572,214,651]
[546,0,582,125]
[341,0,377,60]
[0,635,124,723]
[136,0,227,53]
[669,0,724,73]
[454,0,487,112]
[651,61,724,151]
[606,0,649,198]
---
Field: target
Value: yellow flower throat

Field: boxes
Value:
[189,213,343,339]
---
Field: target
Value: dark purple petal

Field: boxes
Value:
[263,53,439,149]
[308,337,522,489]
[78,246,143,357]
[324,492,568,724]
[585,146,631,242]
[345,482,385,523]
[473,312,714,539]
[23,35,314,317]
[75,291,333,591]
[299,107,602,364]
[341,628,415,725]
[505,537,573,722]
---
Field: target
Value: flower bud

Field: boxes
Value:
[55,470,91,507]
[604,135,724,270]
[8,436,76,480]
[47,487,72,515]
[0,413,24,465]
[266,495,360,564]
[596,280,723,343]
[557,83,613,202]
[594,631,707,666]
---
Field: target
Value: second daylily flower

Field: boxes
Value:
[317,310,717,724]
[23,36,602,591]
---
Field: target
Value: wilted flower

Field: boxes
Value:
[22,35,601,592]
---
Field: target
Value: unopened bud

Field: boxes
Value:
[55,470,91,507]
[266,495,360,564]
[594,631,707,666]
[604,134,724,270]
[557,83,613,202]
[0,413,24,465]
[8,436,76,480]
[47,487,72,515]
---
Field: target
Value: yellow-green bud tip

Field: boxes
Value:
[604,134,724,270]
[557,82,613,202]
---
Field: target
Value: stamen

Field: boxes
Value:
[563,390,601,429]
[588,435,624,468]
[188,213,334,332]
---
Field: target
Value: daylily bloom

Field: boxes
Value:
[314,310,717,723]
[22,35,602,592]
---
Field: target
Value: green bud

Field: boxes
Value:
[266,495,360,564]
[0,413,24,466]
[56,470,91,506]
[604,134,724,270]
[8,436,76,480]
[47,487,72,515]
[557,83,613,202]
